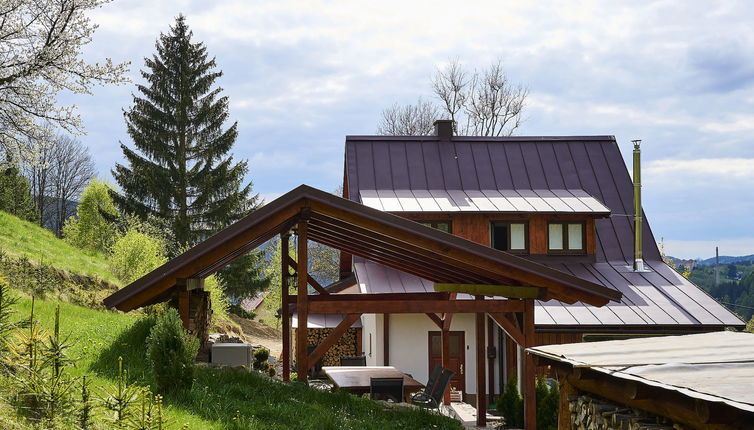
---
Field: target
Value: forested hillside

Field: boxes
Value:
[688,262,754,322]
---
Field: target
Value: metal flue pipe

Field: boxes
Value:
[632,139,645,272]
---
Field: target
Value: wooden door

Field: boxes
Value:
[428,331,465,394]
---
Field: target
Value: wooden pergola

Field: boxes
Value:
[103,185,621,429]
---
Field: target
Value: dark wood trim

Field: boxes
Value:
[281,233,291,382]
[425,313,443,329]
[442,312,454,331]
[307,313,361,367]
[441,329,451,405]
[523,299,536,430]
[487,316,495,401]
[383,313,390,366]
[296,220,309,383]
[488,312,526,346]
[476,303,487,427]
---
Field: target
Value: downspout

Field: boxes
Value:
[632,139,645,272]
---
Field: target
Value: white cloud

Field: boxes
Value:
[645,158,754,181]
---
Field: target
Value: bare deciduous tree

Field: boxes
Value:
[376,98,440,136]
[378,58,528,137]
[23,134,95,235]
[0,0,129,156]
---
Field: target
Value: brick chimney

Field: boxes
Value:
[434,120,454,141]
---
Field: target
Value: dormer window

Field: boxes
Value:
[491,221,528,254]
[548,222,585,254]
[419,220,451,233]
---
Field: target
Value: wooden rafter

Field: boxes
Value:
[434,283,543,299]
[488,312,525,346]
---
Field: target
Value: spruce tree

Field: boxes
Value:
[114,15,268,300]
[0,156,36,221]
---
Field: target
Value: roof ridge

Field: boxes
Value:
[346,135,617,142]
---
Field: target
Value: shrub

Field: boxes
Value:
[252,347,270,371]
[536,378,559,430]
[145,308,199,395]
[204,274,229,324]
[497,378,523,428]
[109,228,167,284]
[63,179,119,253]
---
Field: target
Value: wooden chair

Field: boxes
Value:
[370,377,404,403]
[410,368,455,410]
[339,355,366,366]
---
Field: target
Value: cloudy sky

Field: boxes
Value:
[63,0,753,259]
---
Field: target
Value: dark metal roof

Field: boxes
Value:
[345,135,743,328]
[103,185,621,312]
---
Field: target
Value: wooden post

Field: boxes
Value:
[178,287,189,330]
[475,306,487,427]
[281,233,291,382]
[487,316,495,404]
[383,313,390,366]
[523,299,536,430]
[558,375,576,430]
[296,219,309,383]
[441,313,453,405]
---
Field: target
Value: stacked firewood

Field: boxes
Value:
[307,328,359,366]
[568,395,680,430]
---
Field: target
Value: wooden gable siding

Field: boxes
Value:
[396,212,596,255]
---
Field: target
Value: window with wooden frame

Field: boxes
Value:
[418,220,452,233]
[490,221,528,254]
[547,222,585,254]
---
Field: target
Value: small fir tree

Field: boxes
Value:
[0,158,36,221]
[145,308,199,394]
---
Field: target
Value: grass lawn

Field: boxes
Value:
[0,211,119,284]
[4,292,463,430]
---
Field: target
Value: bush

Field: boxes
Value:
[109,227,167,284]
[253,347,270,371]
[63,179,119,253]
[536,378,559,430]
[497,378,523,428]
[145,308,199,395]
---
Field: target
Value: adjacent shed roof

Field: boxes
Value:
[528,331,754,413]
[359,189,610,214]
[103,185,621,312]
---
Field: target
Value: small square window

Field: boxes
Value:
[491,221,528,253]
[419,220,452,233]
[548,222,586,254]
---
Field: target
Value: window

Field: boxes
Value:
[418,220,451,233]
[490,221,528,253]
[548,222,585,253]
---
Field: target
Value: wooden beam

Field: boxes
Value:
[488,312,526,346]
[289,295,526,314]
[434,283,543,299]
[442,312,454,331]
[476,305,487,427]
[288,259,330,295]
[523,299,536,430]
[296,219,309,383]
[383,313,390,366]
[425,313,443,329]
[306,313,361,367]
[281,233,291,382]
[487,316,495,402]
[441,327,451,405]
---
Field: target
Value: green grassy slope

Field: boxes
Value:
[0,211,119,284]
[3,293,462,429]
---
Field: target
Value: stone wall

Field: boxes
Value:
[568,394,688,430]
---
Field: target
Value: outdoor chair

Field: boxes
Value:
[410,368,455,410]
[369,377,404,403]
[339,355,366,366]
[409,365,443,401]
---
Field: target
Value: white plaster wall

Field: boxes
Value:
[360,313,383,366]
[387,313,482,395]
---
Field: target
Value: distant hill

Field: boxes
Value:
[696,255,754,266]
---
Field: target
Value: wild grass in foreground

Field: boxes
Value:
[4,293,462,429]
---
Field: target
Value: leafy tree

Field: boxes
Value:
[0,158,36,221]
[62,178,119,253]
[0,0,128,156]
[109,227,168,284]
[745,315,754,333]
[112,15,268,301]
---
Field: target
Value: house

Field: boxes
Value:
[338,120,742,410]
[528,331,754,429]
[102,120,741,430]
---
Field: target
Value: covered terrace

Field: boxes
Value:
[103,184,621,429]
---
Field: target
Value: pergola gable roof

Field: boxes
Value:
[103,185,621,312]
